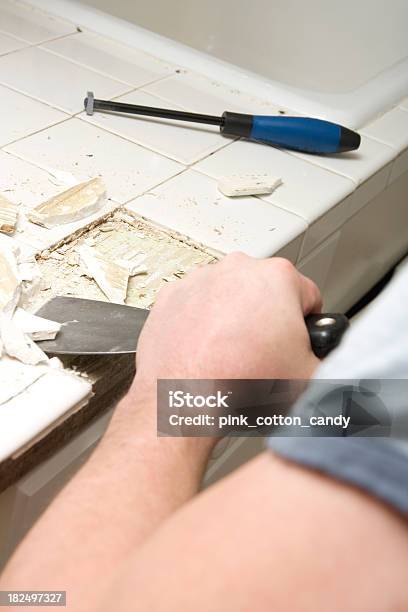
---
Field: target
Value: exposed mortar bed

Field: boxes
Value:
[33,210,216,312]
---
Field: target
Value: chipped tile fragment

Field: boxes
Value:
[78,244,129,304]
[13,308,61,341]
[0,194,18,235]
[0,315,48,366]
[29,177,106,228]
[0,247,21,315]
[217,174,282,197]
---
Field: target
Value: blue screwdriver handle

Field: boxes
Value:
[221,112,360,154]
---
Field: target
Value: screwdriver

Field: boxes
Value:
[84,91,360,155]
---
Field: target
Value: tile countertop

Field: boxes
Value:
[0,0,407,479]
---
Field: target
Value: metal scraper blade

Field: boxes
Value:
[34,296,149,355]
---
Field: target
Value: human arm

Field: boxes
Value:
[0,254,322,610]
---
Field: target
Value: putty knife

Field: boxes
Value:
[35,296,349,359]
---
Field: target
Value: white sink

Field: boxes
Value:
[36,0,408,127]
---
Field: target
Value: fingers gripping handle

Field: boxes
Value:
[305,314,350,359]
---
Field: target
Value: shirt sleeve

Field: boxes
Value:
[267,262,408,517]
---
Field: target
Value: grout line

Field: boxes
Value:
[0,78,72,114]
[358,130,404,154]
[2,134,190,209]
[118,166,189,207]
[28,43,132,87]
[38,41,173,90]
[0,28,78,59]
[0,114,72,151]
[0,26,78,52]
[0,28,28,45]
[77,112,230,167]
[74,113,190,166]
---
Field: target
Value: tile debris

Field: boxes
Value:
[0,245,21,315]
[217,174,282,197]
[29,177,106,228]
[78,244,130,304]
[0,245,57,365]
[12,308,61,341]
[0,194,18,235]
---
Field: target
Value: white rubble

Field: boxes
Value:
[12,308,61,341]
[217,174,282,197]
[29,177,106,228]
[78,244,130,304]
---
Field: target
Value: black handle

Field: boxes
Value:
[306,313,349,359]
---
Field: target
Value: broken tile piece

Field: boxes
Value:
[0,315,49,366]
[0,247,21,315]
[12,308,61,341]
[29,177,106,228]
[217,174,282,197]
[0,194,18,235]
[78,244,129,304]
[0,358,47,406]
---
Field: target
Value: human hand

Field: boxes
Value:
[134,253,322,389]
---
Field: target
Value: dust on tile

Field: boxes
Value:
[34,211,216,311]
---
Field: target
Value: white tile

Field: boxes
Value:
[43,31,176,87]
[0,47,131,114]
[0,149,118,253]
[360,108,408,152]
[0,365,92,463]
[125,170,307,258]
[292,134,395,186]
[0,149,69,208]
[298,231,341,296]
[300,195,352,258]
[144,70,287,116]
[195,139,355,223]
[5,118,183,205]
[398,97,408,111]
[346,163,392,219]
[0,84,67,147]
[274,235,305,264]
[0,0,75,44]
[0,31,26,55]
[390,148,408,184]
[81,89,227,165]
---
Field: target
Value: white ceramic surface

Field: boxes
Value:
[292,135,396,186]
[43,30,176,86]
[0,0,75,44]
[195,139,355,224]
[0,32,26,55]
[81,89,227,165]
[27,0,408,127]
[144,70,285,116]
[360,107,408,152]
[5,118,183,204]
[0,366,92,463]
[0,83,67,147]
[297,230,341,296]
[125,170,307,258]
[0,46,131,114]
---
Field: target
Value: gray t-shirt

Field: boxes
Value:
[268,262,408,515]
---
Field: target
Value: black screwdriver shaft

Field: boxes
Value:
[90,97,223,126]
